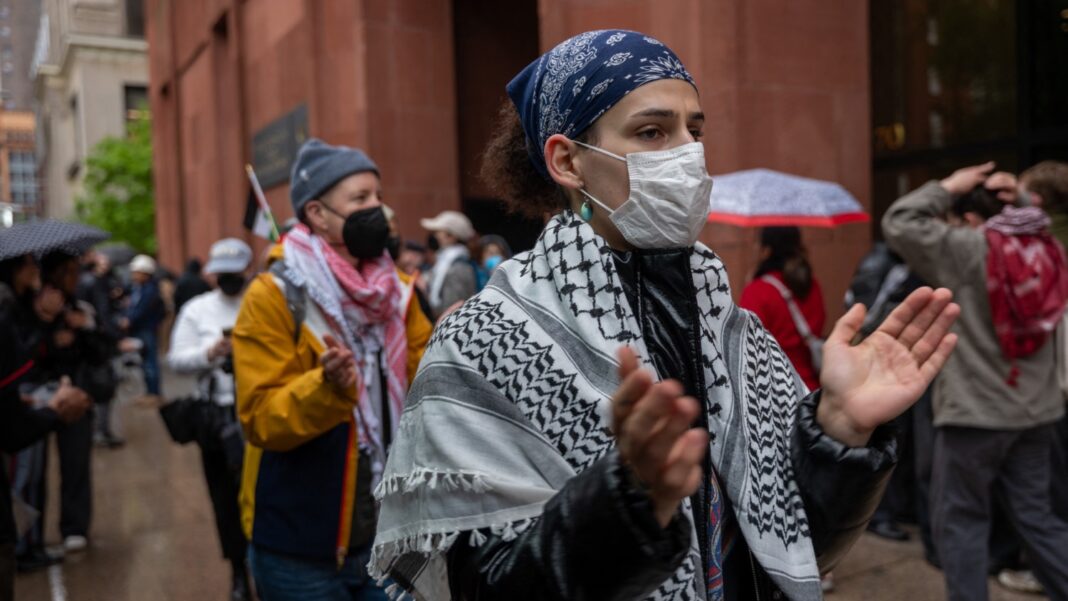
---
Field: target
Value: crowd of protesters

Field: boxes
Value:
[0,240,174,597]
[739,160,1068,600]
[2,27,1067,601]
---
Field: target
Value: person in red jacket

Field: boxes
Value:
[740,226,826,391]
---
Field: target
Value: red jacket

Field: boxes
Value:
[739,271,825,391]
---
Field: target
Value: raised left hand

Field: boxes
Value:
[817,287,960,447]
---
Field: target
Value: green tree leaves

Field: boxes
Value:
[76,115,156,254]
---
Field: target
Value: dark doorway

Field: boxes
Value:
[453,0,543,253]
[869,0,1068,238]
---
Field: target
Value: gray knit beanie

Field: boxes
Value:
[289,138,379,218]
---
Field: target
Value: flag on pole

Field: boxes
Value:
[243,165,280,242]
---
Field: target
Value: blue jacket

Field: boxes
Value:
[126,279,164,332]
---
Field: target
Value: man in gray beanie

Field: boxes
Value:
[233,138,430,601]
[288,139,381,220]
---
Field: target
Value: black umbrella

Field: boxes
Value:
[95,243,137,267]
[0,220,110,261]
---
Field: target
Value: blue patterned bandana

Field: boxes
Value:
[507,30,696,179]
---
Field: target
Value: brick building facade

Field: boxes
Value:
[147,0,873,322]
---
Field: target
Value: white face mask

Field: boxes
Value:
[576,140,713,249]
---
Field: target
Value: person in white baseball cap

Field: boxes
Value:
[420,210,477,317]
[129,254,156,276]
[202,238,254,280]
[167,237,254,600]
[123,255,165,398]
[419,210,475,242]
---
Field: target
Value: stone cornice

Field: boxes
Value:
[55,34,147,78]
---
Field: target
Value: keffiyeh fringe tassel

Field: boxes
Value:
[374,469,492,499]
[372,517,539,600]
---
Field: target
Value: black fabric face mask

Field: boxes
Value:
[386,236,402,261]
[342,206,391,260]
[217,273,247,296]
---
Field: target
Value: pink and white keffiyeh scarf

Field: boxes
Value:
[282,224,407,481]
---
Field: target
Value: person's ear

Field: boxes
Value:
[303,200,328,232]
[545,134,585,191]
[964,212,984,228]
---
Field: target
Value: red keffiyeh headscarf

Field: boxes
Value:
[984,206,1068,386]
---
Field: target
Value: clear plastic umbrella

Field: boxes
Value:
[0,220,110,261]
[707,168,869,228]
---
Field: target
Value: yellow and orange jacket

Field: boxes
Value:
[233,246,431,564]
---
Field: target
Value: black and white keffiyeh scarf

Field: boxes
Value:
[370,213,823,600]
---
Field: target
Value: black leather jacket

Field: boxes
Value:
[844,243,926,338]
[0,292,62,546]
[447,249,896,600]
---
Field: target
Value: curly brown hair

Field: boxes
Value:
[479,101,596,220]
[1021,161,1068,212]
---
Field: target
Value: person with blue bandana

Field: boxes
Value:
[372,30,962,601]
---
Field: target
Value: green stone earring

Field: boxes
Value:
[579,200,593,222]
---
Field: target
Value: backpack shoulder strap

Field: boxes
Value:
[760,274,818,342]
[268,261,306,344]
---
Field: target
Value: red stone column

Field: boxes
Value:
[359,0,461,241]
[147,0,186,270]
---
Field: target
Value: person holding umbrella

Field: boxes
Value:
[740,226,825,393]
[1,253,92,576]
[0,295,90,597]
[0,220,102,597]
[31,251,116,555]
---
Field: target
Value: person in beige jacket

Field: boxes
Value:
[883,162,1068,601]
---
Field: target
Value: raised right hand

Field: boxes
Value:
[940,161,995,196]
[49,376,91,423]
[985,171,1019,204]
[612,347,708,528]
[321,334,359,392]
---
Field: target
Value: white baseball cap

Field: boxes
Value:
[420,210,475,242]
[130,255,157,275]
[204,238,253,275]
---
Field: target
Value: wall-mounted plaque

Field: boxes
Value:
[251,104,309,189]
